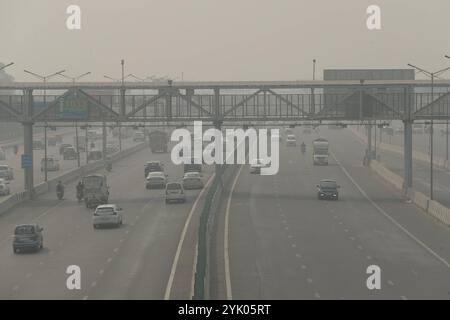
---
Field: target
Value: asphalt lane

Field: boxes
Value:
[0,132,138,195]
[0,142,214,299]
[219,127,450,299]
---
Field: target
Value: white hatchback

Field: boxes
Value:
[93,204,123,229]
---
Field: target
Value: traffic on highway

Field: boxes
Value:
[0,1,449,311]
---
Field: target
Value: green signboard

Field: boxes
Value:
[58,92,89,120]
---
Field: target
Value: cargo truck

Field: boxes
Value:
[149,130,168,153]
[312,138,329,165]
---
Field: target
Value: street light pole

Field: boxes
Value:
[444,55,450,162]
[24,69,65,182]
[407,63,450,200]
[0,62,14,72]
[59,72,91,167]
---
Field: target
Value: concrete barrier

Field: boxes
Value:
[0,142,147,216]
[351,127,450,170]
[370,159,450,227]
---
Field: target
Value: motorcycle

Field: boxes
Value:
[301,144,306,154]
[76,190,83,202]
[57,189,64,200]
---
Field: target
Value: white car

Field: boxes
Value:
[286,134,296,146]
[93,204,123,229]
[250,159,270,174]
[0,165,13,180]
[0,178,10,196]
[146,171,167,189]
[165,182,186,203]
[182,172,204,189]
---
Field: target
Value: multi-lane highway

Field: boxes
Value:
[0,126,449,300]
[0,131,138,195]
[211,127,450,299]
[0,133,214,299]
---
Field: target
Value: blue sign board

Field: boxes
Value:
[21,154,32,168]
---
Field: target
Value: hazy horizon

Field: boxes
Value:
[1,0,450,82]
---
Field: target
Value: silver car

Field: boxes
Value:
[0,178,10,196]
[165,182,186,204]
[0,165,13,180]
[182,172,204,190]
[93,204,123,229]
[146,171,167,189]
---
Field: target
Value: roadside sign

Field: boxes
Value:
[21,154,32,168]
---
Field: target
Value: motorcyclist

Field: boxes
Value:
[105,156,112,171]
[56,181,65,199]
[76,181,84,201]
[300,142,306,153]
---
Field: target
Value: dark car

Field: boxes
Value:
[317,179,340,200]
[144,161,164,177]
[13,224,44,253]
[33,140,45,150]
[59,143,72,155]
[63,146,78,160]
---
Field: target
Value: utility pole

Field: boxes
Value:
[408,63,450,200]
[24,69,65,182]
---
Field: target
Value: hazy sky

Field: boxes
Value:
[1,0,450,82]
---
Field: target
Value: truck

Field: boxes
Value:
[149,130,168,153]
[82,174,109,209]
[312,138,329,166]
[73,136,87,152]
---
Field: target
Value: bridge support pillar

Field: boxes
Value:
[367,124,373,160]
[102,121,107,160]
[23,89,35,200]
[403,120,413,188]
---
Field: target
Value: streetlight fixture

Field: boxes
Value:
[59,71,91,85]
[59,71,91,168]
[0,62,14,72]
[23,69,65,182]
[407,63,450,200]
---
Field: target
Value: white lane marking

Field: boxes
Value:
[12,285,19,291]
[190,242,198,299]
[291,244,297,248]
[400,295,408,300]
[99,269,104,275]
[91,281,97,288]
[330,151,450,269]
[301,265,307,270]
[165,173,215,300]
[349,236,355,241]
[113,248,119,253]
[306,278,313,284]
[119,239,124,243]
[39,261,44,266]
[314,293,321,299]
[411,269,418,276]
[82,295,88,300]
[287,235,293,239]
[107,257,112,263]
[25,273,32,279]
[357,245,363,250]
[387,280,394,286]
[125,230,130,234]
[295,254,302,258]
[224,164,245,301]
[366,255,372,260]
[344,229,349,233]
